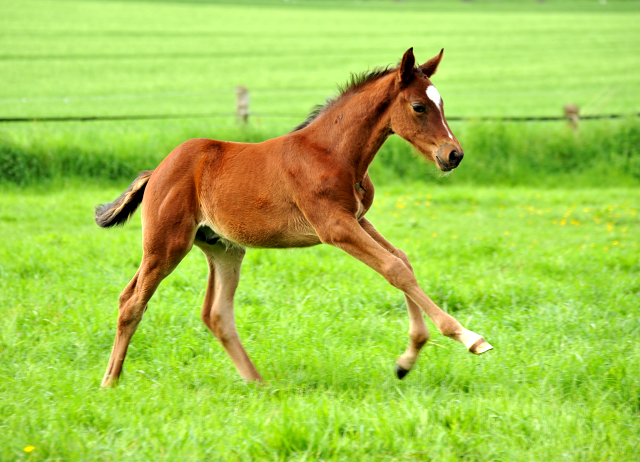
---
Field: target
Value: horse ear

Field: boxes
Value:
[397,47,416,87]
[421,48,444,78]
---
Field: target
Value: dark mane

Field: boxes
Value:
[291,65,396,132]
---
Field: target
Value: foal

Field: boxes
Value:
[96,48,492,387]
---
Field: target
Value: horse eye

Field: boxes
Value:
[412,104,426,113]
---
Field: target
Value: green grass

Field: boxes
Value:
[2,117,640,186]
[1,184,639,460]
[1,1,640,459]
[2,0,639,119]
[2,0,640,186]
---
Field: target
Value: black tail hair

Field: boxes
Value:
[94,170,154,228]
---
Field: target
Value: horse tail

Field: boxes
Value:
[95,170,154,228]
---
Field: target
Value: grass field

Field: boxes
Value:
[2,0,639,119]
[1,184,639,460]
[2,0,640,187]
[1,0,640,460]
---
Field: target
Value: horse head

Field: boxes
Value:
[390,48,463,172]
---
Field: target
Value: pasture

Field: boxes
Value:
[1,184,639,460]
[1,0,640,460]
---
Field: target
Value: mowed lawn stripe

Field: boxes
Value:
[1,0,639,119]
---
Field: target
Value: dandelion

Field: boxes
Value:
[395,203,406,210]
[603,246,609,250]
[622,227,628,233]
[504,231,510,235]
[583,208,590,213]
[570,219,580,226]
[606,223,614,232]
[613,241,619,246]
[559,219,566,226]
[24,446,35,453]
[432,233,438,238]
[510,242,515,246]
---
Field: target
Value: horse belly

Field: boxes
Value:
[201,200,321,249]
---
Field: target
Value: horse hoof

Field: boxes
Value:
[395,364,410,380]
[468,338,493,355]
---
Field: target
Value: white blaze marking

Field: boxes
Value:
[426,85,453,139]
[426,85,441,106]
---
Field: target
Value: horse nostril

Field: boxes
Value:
[449,150,463,165]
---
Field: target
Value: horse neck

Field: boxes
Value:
[302,74,397,180]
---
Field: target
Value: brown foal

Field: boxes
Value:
[95,48,492,387]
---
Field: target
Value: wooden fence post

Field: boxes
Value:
[564,104,579,131]
[235,86,249,124]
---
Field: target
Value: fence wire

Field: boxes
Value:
[1,89,638,123]
[1,112,638,123]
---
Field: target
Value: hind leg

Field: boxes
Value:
[360,219,429,378]
[197,241,262,382]
[101,222,194,388]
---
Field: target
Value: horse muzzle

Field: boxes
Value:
[435,144,464,171]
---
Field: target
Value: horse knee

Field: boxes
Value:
[207,311,237,344]
[117,304,145,328]
[382,258,417,291]
[200,310,213,332]
[410,329,429,349]
[393,248,413,272]
[117,283,147,328]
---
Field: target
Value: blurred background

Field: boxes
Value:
[1,0,639,186]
